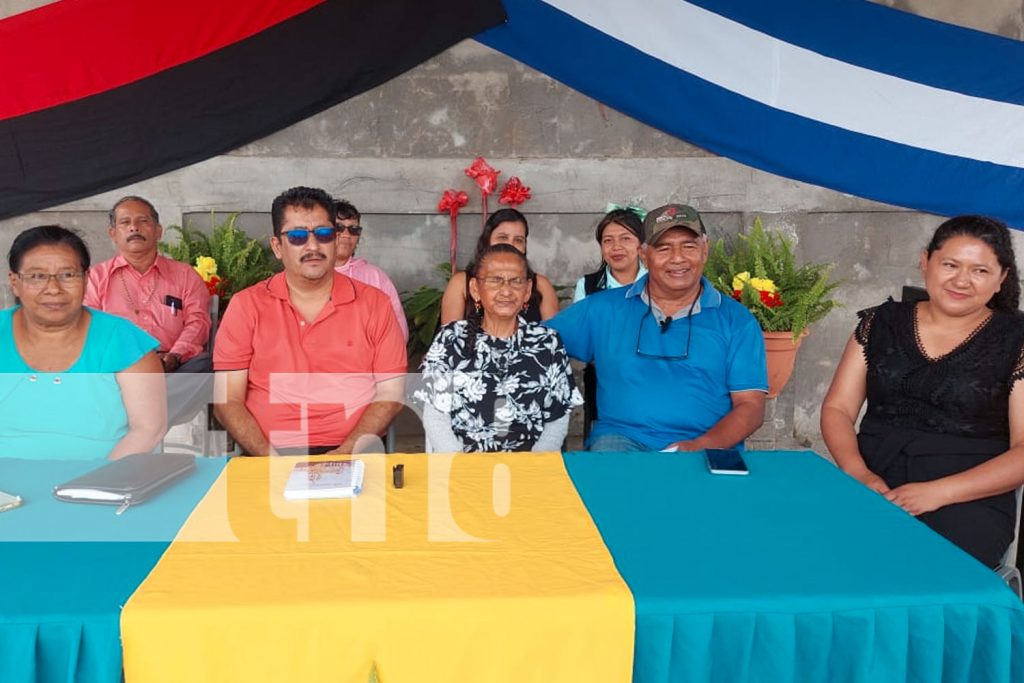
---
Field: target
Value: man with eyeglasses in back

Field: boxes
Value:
[213,186,406,456]
[547,203,767,452]
[333,199,408,341]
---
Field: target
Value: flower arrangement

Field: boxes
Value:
[159,213,280,309]
[437,156,532,271]
[404,157,533,357]
[731,272,782,308]
[193,256,224,296]
[704,217,840,340]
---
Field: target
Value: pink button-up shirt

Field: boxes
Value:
[85,254,211,361]
[335,257,409,340]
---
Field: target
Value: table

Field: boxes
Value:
[2,451,1022,683]
[564,450,1024,683]
[121,453,635,683]
[0,457,227,683]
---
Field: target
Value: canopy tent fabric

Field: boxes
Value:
[478,0,1024,229]
[0,0,506,220]
[1,0,1021,228]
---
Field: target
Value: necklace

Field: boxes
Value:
[118,269,158,316]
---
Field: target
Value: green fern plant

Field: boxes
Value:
[159,213,280,306]
[402,262,452,357]
[704,217,841,340]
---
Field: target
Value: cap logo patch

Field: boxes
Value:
[656,207,677,223]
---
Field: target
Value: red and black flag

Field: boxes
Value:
[0,0,506,219]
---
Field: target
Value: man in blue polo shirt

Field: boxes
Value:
[549,203,767,451]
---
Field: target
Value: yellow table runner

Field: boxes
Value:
[122,453,634,683]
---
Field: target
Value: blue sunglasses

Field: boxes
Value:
[282,226,337,246]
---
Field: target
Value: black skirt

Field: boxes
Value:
[858,419,1015,569]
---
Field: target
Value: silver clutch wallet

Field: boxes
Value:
[53,453,197,514]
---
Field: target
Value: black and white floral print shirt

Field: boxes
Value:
[415,317,583,452]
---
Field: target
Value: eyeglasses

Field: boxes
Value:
[476,275,529,290]
[635,291,698,361]
[281,226,338,246]
[16,270,85,289]
[336,224,363,236]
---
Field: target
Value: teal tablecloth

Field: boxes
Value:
[564,450,1024,683]
[0,457,226,683]
[4,451,1023,683]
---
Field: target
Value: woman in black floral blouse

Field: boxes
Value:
[821,215,1024,567]
[416,244,582,453]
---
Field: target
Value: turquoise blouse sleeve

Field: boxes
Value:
[77,308,160,372]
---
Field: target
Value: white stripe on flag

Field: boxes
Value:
[548,0,1024,167]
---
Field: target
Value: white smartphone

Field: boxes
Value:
[0,490,23,512]
[704,448,749,475]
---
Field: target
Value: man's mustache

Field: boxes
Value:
[300,252,325,262]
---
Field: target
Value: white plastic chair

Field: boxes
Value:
[996,486,1023,599]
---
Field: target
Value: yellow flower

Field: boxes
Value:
[731,272,751,291]
[749,277,777,293]
[194,256,218,282]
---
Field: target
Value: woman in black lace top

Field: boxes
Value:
[821,215,1024,567]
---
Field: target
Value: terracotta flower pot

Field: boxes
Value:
[762,330,809,398]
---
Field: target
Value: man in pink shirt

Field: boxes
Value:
[86,196,211,373]
[214,187,407,455]
[333,199,409,341]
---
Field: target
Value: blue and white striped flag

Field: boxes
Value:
[478,0,1024,228]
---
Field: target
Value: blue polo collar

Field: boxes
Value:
[625,274,722,311]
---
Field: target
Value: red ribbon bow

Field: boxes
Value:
[437,189,469,217]
[498,177,531,206]
[464,156,501,197]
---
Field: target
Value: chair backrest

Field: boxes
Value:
[1003,486,1023,569]
[900,285,929,303]
[207,294,220,353]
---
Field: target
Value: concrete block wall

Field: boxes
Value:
[2,1,1022,451]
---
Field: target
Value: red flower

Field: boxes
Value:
[437,189,469,217]
[498,177,531,206]
[759,290,783,308]
[733,289,784,308]
[464,156,500,197]
[205,275,223,296]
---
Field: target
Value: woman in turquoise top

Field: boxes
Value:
[0,225,166,460]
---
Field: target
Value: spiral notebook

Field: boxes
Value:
[283,459,365,500]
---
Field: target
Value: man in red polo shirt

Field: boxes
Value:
[213,186,407,455]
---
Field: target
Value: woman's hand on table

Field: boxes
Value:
[884,481,951,516]
[846,465,891,495]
